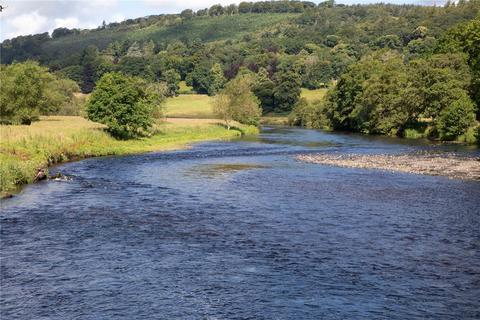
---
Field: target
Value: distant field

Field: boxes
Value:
[300,88,328,102]
[165,94,215,118]
[164,89,328,121]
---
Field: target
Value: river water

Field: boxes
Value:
[1,127,479,319]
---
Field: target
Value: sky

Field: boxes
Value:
[0,0,446,41]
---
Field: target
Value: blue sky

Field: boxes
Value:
[0,0,445,41]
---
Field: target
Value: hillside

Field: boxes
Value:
[2,1,479,67]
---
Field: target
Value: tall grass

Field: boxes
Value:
[0,116,257,195]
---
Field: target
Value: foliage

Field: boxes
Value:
[213,75,262,128]
[289,98,329,129]
[0,61,78,125]
[163,69,181,96]
[85,72,164,138]
[80,45,100,93]
[439,17,480,115]
[324,50,476,140]
[253,67,275,112]
[191,63,213,95]
[273,68,302,112]
[437,95,476,140]
[209,63,227,95]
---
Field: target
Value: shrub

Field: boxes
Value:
[0,61,74,124]
[437,95,476,141]
[212,75,262,128]
[85,72,164,138]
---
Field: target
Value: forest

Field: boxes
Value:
[1,0,479,143]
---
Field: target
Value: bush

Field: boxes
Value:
[437,95,476,141]
[85,72,164,138]
[0,61,77,125]
[212,75,262,128]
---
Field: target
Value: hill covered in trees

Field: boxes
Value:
[1,0,479,142]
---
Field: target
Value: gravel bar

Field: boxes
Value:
[297,153,480,180]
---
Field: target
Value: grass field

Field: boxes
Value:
[0,116,257,195]
[165,94,215,118]
[300,88,328,102]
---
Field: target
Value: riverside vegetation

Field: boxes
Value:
[0,116,256,196]
[0,65,258,195]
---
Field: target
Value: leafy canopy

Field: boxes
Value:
[85,72,165,138]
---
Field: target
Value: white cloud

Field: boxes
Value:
[111,13,126,23]
[54,17,80,29]
[142,0,259,11]
[5,11,48,39]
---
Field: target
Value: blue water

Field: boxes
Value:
[1,127,479,319]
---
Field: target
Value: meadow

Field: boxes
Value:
[164,94,215,118]
[300,88,328,102]
[165,88,328,123]
[0,116,257,195]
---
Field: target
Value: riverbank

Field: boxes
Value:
[0,116,258,196]
[297,153,480,180]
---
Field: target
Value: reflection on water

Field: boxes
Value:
[1,126,479,319]
[187,163,271,178]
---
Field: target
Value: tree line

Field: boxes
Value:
[0,1,478,143]
[290,17,479,143]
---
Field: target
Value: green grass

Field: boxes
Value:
[165,94,215,118]
[178,81,194,94]
[0,116,257,195]
[300,88,328,102]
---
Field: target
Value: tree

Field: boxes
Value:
[85,72,164,138]
[437,95,476,140]
[126,41,143,57]
[253,67,275,112]
[0,61,75,124]
[80,45,99,93]
[212,94,234,129]
[180,9,194,19]
[163,69,181,96]
[212,75,262,128]
[190,64,212,94]
[209,63,226,95]
[118,56,154,80]
[440,18,480,116]
[209,4,224,16]
[273,69,302,112]
[226,4,238,15]
[143,40,156,58]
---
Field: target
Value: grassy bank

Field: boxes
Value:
[0,116,257,195]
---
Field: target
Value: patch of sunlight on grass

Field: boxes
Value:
[300,88,328,102]
[165,94,215,118]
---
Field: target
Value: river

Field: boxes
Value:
[1,127,479,319]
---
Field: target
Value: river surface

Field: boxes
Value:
[1,127,480,319]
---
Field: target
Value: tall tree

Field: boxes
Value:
[80,45,99,93]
